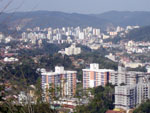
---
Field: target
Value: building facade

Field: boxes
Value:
[115,83,150,110]
[110,65,148,86]
[65,44,81,56]
[41,66,77,102]
[82,63,114,89]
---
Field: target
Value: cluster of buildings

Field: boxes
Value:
[0,33,13,43]
[0,46,19,64]
[40,63,150,111]
[125,40,150,54]
[19,25,139,50]
[82,63,150,111]
[1,24,150,112]
[83,63,150,111]
[40,63,147,110]
[113,64,150,110]
[41,64,114,102]
[21,26,102,47]
[58,43,81,56]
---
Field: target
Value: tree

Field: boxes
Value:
[75,84,115,113]
[133,100,150,113]
[0,84,5,101]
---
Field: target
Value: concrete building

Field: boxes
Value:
[82,63,114,89]
[115,85,137,110]
[115,83,150,110]
[110,65,149,86]
[79,32,85,40]
[93,28,100,36]
[65,44,81,56]
[41,66,77,102]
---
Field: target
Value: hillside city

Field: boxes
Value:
[1,20,150,113]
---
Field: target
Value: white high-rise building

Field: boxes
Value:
[65,44,81,56]
[115,83,150,110]
[115,85,137,110]
[110,65,148,86]
[79,32,85,40]
[93,29,100,36]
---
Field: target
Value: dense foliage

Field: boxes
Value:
[75,84,115,113]
[126,26,150,41]
[18,42,70,56]
[0,102,54,113]
[133,100,150,113]
[0,57,39,86]
[39,54,73,70]
[75,52,118,70]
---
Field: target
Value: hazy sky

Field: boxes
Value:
[1,0,150,14]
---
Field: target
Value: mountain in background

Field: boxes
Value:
[0,11,111,30]
[1,11,150,30]
[95,11,150,27]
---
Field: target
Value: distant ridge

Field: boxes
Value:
[1,10,150,30]
[96,11,150,27]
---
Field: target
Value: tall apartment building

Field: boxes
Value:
[82,63,114,89]
[115,83,150,110]
[79,32,85,40]
[110,65,148,85]
[41,66,77,102]
[110,71,146,85]
[115,85,137,110]
[93,28,101,36]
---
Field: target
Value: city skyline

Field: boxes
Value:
[0,0,150,14]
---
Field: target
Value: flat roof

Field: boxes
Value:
[42,70,77,76]
[82,69,114,73]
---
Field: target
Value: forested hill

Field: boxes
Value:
[125,26,150,41]
[1,11,150,30]
[0,11,110,30]
[95,11,150,27]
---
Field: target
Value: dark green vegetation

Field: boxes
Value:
[75,52,118,70]
[127,66,147,72]
[0,54,73,88]
[0,85,5,101]
[0,41,117,84]
[0,57,39,85]
[75,84,115,113]
[0,102,54,113]
[133,100,150,113]
[126,26,150,41]
[0,40,117,113]
[1,11,150,30]
[18,42,70,56]
[39,54,73,70]
[0,81,54,113]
